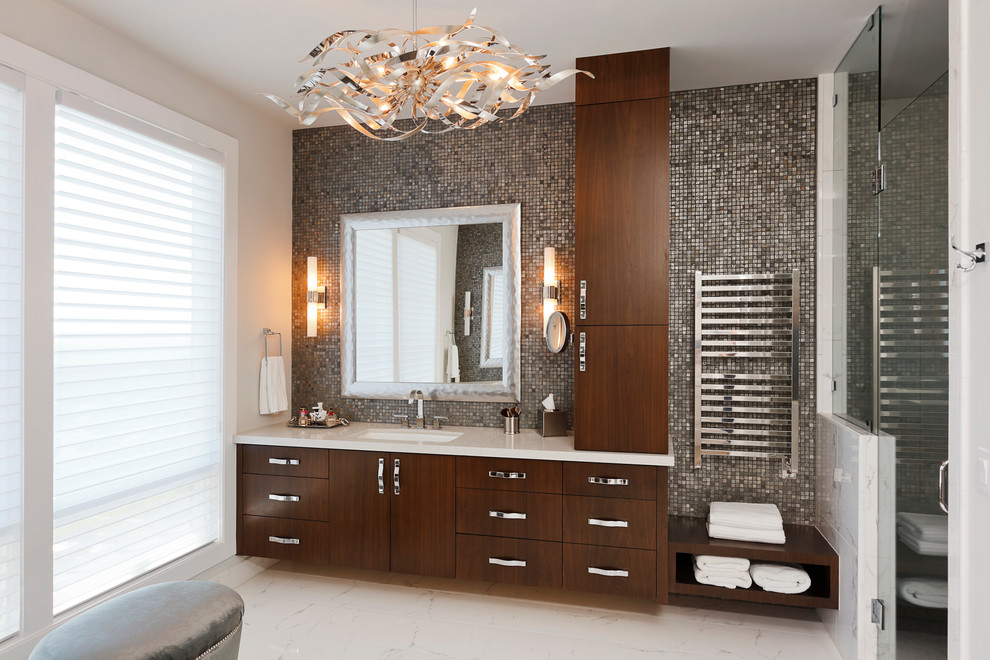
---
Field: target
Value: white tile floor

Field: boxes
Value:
[234,562,843,659]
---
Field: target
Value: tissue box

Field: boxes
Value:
[539,410,567,437]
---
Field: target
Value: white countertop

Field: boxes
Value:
[235,421,675,466]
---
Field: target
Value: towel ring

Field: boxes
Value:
[263,328,282,359]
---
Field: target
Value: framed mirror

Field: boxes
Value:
[340,204,521,402]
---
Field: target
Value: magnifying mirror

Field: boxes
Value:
[545,310,570,353]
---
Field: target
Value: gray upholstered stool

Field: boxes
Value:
[30,581,244,660]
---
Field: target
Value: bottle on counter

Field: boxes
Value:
[298,408,309,426]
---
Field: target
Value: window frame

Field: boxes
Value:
[0,32,238,653]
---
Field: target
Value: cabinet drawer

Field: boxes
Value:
[563,544,656,600]
[456,535,561,588]
[242,474,329,521]
[456,489,562,541]
[562,462,657,500]
[240,515,329,563]
[563,496,656,549]
[242,445,329,479]
[456,457,561,493]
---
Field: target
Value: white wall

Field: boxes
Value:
[948,0,990,657]
[0,0,293,436]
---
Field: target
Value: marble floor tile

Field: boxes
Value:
[234,563,842,660]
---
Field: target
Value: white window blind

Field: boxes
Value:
[52,97,223,613]
[396,231,437,382]
[0,72,23,642]
[355,229,395,382]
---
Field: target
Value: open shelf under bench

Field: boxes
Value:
[668,516,838,609]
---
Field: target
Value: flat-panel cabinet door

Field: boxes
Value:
[330,450,390,571]
[390,453,455,578]
[575,97,670,326]
[574,326,668,453]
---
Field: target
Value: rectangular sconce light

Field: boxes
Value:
[542,246,561,328]
[307,256,327,337]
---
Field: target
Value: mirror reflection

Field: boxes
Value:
[353,223,504,385]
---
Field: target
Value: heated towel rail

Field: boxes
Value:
[694,271,799,472]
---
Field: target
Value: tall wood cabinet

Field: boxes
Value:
[574,48,670,454]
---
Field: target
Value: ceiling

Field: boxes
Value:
[52,0,936,128]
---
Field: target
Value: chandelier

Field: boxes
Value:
[265,7,591,140]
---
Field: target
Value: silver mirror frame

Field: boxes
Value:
[340,203,521,402]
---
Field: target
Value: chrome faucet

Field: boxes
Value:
[408,389,425,428]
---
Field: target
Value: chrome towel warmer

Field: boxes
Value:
[693,271,799,473]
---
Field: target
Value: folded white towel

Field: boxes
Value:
[259,356,288,415]
[898,577,947,608]
[709,502,784,531]
[693,558,753,589]
[707,522,786,545]
[896,512,947,542]
[897,528,948,557]
[447,343,460,383]
[694,554,751,573]
[750,563,811,594]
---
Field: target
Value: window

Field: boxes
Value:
[51,96,224,613]
[0,69,23,642]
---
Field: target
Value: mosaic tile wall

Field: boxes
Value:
[454,222,503,383]
[291,104,576,430]
[292,80,818,523]
[667,79,818,524]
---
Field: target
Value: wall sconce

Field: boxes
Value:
[306,256,327,337]
[542,246,561,329]
[464,291,472,336]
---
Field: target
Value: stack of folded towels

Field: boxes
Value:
[898,577,948,609]
[707,501,786,544]
[896,512,947,556]
[692,555,752,589]
[749,563,812,594]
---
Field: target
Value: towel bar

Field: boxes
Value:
[263,328,282,358]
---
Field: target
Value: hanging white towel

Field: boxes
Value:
[749,563,811,594]
[260,356,288,414]
[447,343,460,383]
[898,577,948,609]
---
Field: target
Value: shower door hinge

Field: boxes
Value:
[871,165,886,195]
[871,598,885,629]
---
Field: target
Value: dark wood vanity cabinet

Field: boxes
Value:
[329,450,455,578]
[238,445,667,601]
[573,48,670,455]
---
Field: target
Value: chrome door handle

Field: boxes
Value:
[579,280,587,320]
[268,536,300,545]
[268,458,300,465]
[488,470,526,480]
[394,458,400,495]
[268,494,300,502]
[588,518,629,528]
[939,459,949,513]
[489,510,527,520]
[588,567,628,578]
[489,557,526,567]
[378,457,385,495]
[588,477,629,486]
[579,332,586,372]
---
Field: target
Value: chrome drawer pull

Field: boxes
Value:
[588,477,629,486]
[268,494,300,502]
[489,510,527,520]
[488,470,526,480]
[269,458,300,466]
[394,458,400,495]
[588,518,628,528]
[489,557,526,567]
[378,457,385,495]
[588,567,628,578]
[268,536,300,545]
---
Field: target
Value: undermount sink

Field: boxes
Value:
[354,428,463,443]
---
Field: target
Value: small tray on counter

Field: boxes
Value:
[286,418,349,429]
